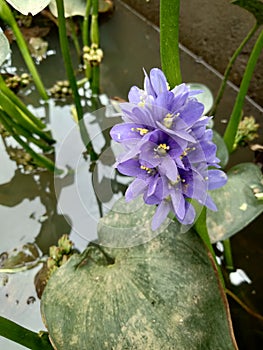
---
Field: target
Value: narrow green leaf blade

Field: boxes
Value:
[0,316,53,350]
[232,0,263,25]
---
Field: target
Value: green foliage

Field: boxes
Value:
[207,163,263,243]
[0,316,53,350]
[213,130,229,168]
[232,0,263,25]
[41,198,237,350]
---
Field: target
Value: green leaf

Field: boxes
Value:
[0,29,10,66]
[5,0,51,16]
[232,0,263,25]
[187,83,214,115]
[0,316,53,350]
[49,0,86,18]
[213,130,229,168]
[41,198,237,350]
[207,162,263,243]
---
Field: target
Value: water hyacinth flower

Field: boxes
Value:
[110,68,227,230]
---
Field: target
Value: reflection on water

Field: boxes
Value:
[0,0,263,349]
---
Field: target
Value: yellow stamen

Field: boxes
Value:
[155,143,170,156]
[131,127,149,136]
[140,165,154,174]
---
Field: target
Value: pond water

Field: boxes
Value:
[0,1,263,349]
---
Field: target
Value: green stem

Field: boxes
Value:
[223,28,263,153]
[91,0,99,45]
[0,110,52,152]
[222,239,234,271]
[194,207,225,286]
[160,0,182,86]
[211,23,259,116]
[0,75,47,130]
[91,65,100,95]
[0,0,48,100]
[0,110,61,174]
[0,91,53,143]
[55,0,83,121]
[83,0,92,46]
[69,17,81,59]
[0,316,53,350]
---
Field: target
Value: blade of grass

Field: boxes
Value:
[0,316,53,350]
[0,75,46,130]
[0,92,54,143]
[224,28,263,153]
[0,110,61,174]
[0,0,48,100]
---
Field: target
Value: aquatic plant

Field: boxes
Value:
[0,0,263,349]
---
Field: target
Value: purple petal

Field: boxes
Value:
[179,202,196,225]
[151,200,171,230]
[126,178,147,201]
[149,68,168,95]
[159,156,178,181]
[207,170,228,190]
[170,190,185,220]
[110,123,147,144]
[128,86,144,104]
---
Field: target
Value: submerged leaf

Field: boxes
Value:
[41,198,237,350]
[0,29,10,66]
[0,243,40,272]
[207,162,263,243]
[5,0,51,16]
[232,0,263,25]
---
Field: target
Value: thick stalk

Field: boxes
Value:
[223,28,263,153]
[194,207,225,286]
[91,0,99,45]
[223,239,234,271]
[160,0,182,86]
[90,0,100,93]
[0,316,53,350]
[83,0,92,46]
[211,23,259,116]
[69,17,81,58]
[0,0,48,100]
[55,0,83,121]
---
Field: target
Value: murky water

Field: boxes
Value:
[0,1,262,349]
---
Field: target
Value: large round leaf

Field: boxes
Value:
[41,198,237,350]
[207,162,263,243]
[0,29,10,66]
[6,0,50,16]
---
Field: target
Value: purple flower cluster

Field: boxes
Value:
[110,68,227,230]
